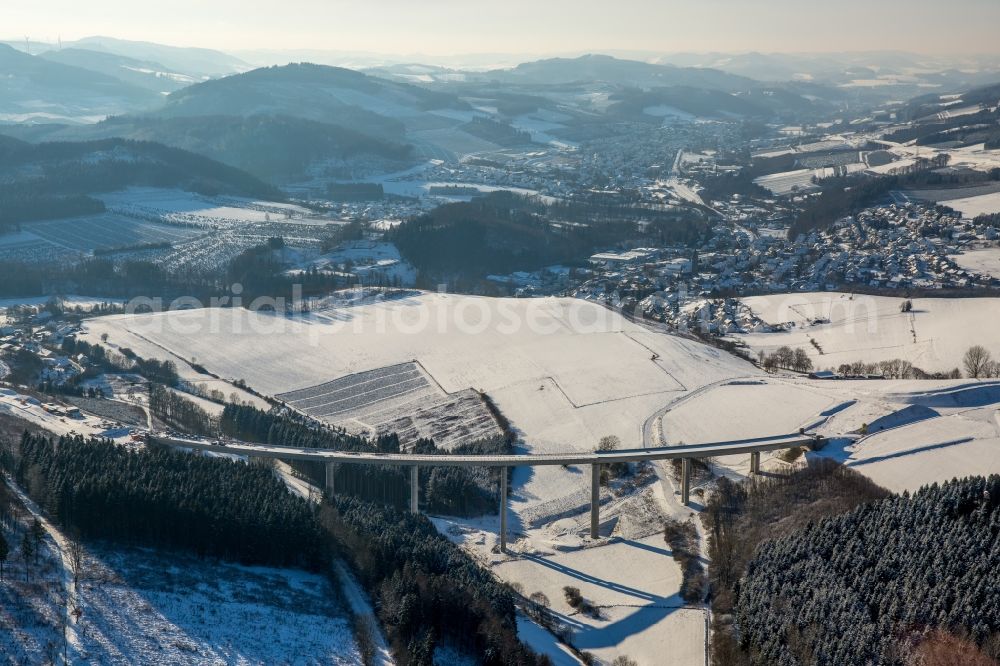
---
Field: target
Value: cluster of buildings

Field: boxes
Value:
[797,203,1000,290]
[0,305,87,388]
[544,199,1000,332]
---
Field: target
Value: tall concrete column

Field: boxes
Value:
[325,462,335,496]
[681,458,691,506]
[591,463,601,540]
[499,467,508,553]
[410,465,419,513]
[750,451,760,475]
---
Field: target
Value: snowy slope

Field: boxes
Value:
[81,294,756,513]
[733,292,1000,374]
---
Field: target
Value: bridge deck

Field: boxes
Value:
[157,433,817,467]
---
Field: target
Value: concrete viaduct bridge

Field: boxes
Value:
[158,432,821,552]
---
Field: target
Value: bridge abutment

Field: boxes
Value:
[750,451,760,475]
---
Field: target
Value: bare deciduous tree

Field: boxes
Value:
[67,531,85,591]
[963,345,992,379]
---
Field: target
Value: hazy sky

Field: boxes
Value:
[8,0,999,56]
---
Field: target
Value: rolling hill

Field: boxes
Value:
[485,54,755,91]
[63,35,248,78]
[1,114,415,182]
[0,134,283,230]
[160,63,466,131]
[39,47,197,94]
[0,44,161,123]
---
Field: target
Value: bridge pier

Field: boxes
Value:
[410,465,419,513]
[750,451,760,475]
[499,467,508,553]
[325,462,336,496]
[591,463,600,540]
[681,458,691,506]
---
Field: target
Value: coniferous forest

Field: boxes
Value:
[14,432,325,567]
[221,402,507,516]
[6,430,546,665]
[318,496,541,666]
[729,472,1000,664]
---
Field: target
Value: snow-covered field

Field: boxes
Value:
[80,294,753,663]
[649,374,1000,496]
[74,291,1000,663]
[938,191,1000,217]
[496,534,705,666]
[731,292,1000,374]
[99,188,327,227]
[74,546,360,665]
[0,516,360,666]
[950,247,1000,278]
[80,294,754,504]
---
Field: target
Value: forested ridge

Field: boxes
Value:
[0,135,282,233]
[12,432,325,568]
[725,471,1000,665]
[8,114,415,182]
[318,497,541,665]
[4,430,545,665]
[391,190,711,284]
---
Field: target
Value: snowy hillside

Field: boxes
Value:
[732,292,1000,374]
[81,293,756,505]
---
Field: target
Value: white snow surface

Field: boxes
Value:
[732,292,1000,374]
[939,191,1000,217]
[74,292,1000,663]
[950,247,1000,279]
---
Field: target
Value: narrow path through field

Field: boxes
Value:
[3,474,82,663]
[273,463,396,666]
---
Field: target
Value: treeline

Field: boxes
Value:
[149,384,216,435]
[61,336,179,386]
[74,114,413,182]
[832,358,961,380]
[318,497,543,666]
[220,402,385,452]
[391,191,710,285]
[0,135,281,233]
[461,117,533,147]
[759,346,813,373]
[706,460,892,665]
[0,256,215,299]
[0,191,105,231]
[0,136,282,199]
[6,432,546,664]
[734,474,1000,664]
[225,238,352,302]
[13,433,325,568]
[220,403,507,516]
[0,236,345,300]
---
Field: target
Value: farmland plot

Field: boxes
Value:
[0,230,77,263]
[24,213,203,252]
[278,363,502,448]
[278,362,440,420]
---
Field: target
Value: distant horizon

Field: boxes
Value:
[6,0,1000,58]
[3,35,1000,72]
[6,37,1000,59]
